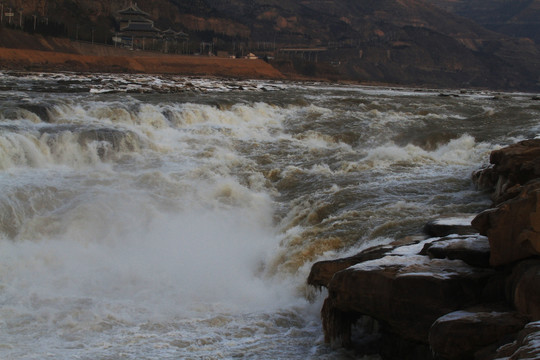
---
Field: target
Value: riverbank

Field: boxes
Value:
[309,139,540,359]
[0,47,285,79]
[0,28,284,79]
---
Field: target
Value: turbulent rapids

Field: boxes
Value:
[0,71,539,359]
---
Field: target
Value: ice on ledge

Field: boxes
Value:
[429,235,490,253]
[495,321,540,360]
[349,254,479,280]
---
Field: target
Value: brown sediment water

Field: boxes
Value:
[0,72,538,359]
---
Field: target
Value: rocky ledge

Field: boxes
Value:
[308,139,540,359]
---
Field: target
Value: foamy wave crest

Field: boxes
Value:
[11,99,353,155]
[0,108,43,123]
[348,134,492,170]
[0,128,145,169]
[44,100,294,144]
[47,103,88,124]
[50,101,168,129]
[293,130,353,150]
[163,102,287,141]
[366,109,419,128]
[88,103,143,126]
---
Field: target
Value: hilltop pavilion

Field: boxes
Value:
[114,3,188,51]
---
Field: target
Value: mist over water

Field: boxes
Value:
[1,72,539,359]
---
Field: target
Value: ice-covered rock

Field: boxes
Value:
[429,308,528,360]
[423,213,478,237]
[307,244,394,288]
[491,321,540,360]
[321,243,497,346]
[420,234,491,268]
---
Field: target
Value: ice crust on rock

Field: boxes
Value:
[350,254,479,280]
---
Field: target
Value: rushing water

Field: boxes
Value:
[0,71,539,359]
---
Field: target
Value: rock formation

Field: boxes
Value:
[309,139,540,359]
[473,139,540,266]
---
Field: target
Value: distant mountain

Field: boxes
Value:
[6,0,540,90]
[191,0,540,90]
[428,0,540,44]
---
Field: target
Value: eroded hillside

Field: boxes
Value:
[1,0,540,90]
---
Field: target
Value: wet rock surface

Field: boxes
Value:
[423,213,478,237]
[490,321,540,360]
[326,250,497,343]
[309,140,540,359]
[429,308,529,360]
[472,180,540,266]
[420,234,491,268]
[473,139,540,205]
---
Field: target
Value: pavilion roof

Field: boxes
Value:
[118,3,150,18]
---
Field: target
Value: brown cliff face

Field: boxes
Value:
[472,139,540,266]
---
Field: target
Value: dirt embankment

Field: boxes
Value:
[0,28,284,79]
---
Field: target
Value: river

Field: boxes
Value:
[0,72,539,359]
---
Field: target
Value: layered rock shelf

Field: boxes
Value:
[308,139,540,359]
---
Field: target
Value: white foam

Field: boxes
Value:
[359,134,492,169]
[0,166,316,358]
[433,215,476,226]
